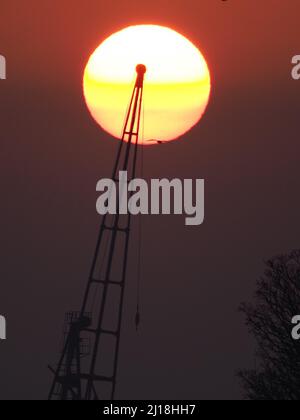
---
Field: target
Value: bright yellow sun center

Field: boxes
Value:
[83,25,211,144]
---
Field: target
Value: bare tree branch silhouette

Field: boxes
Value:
[238,250,300,400]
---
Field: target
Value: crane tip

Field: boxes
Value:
[136,64,147,75]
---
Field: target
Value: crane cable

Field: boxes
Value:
[135,95,145,332]
[91,76,136,316]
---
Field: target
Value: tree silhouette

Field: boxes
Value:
[238,250,300,400]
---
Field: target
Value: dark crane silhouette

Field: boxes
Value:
[48,64,147,400]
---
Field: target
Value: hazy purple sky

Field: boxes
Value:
[0,0,300,399]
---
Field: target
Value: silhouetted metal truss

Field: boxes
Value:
[48,65,146,400]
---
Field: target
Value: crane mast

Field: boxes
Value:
[48,64,146,400]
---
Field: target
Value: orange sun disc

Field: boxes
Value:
[83,25,211,145]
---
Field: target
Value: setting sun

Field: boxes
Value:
[83,25,211,144]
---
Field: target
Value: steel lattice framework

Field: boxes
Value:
[48,64,146,400]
